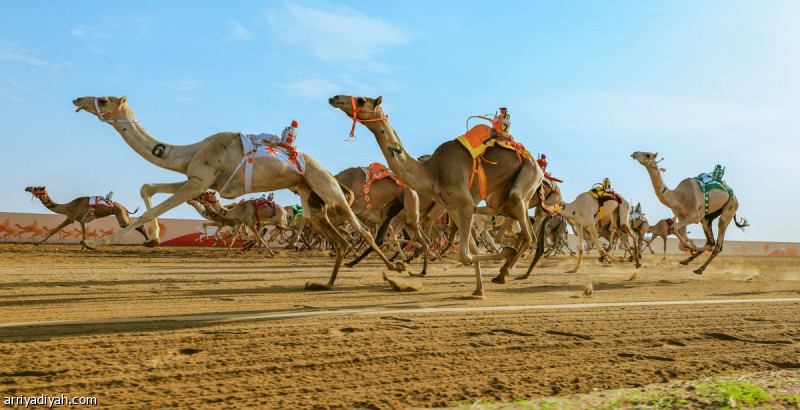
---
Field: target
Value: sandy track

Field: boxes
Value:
[1,244,799,408]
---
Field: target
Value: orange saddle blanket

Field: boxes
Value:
[455,124,532,199]
[360,163,404,210]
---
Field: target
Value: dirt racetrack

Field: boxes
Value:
[1,243,799,408]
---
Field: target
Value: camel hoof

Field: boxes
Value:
[304,282,332,291]
[469,289,485,299]
[143,238,160,248]
[514,274,531,281]
[81,240,98,250]
[392,261,406,272]
[491,275,506,284]
[635,262,642,269]
[344,262,357,268]
[693,268,704,275]
[679,260,690,265]
[566,269,578,274]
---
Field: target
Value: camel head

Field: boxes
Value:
[630,151,665,172]
[329,94,385,121]
[24,186,48,199]
[24,186,47,195]
[73,96,127,114]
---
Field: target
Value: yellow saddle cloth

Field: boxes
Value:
[456,124,532,199]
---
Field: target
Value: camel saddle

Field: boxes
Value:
[88,196,114,218]
[543,175,560,193]
[253,197,277,222]
[220,134,308,194]
[360,163,405,210]
[694,173,734,214]
[589,188,621,222]
[456,124,532,199]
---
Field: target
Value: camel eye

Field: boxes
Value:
[646,154,652,158]
[356,97,366,106]
[99,98,108,105]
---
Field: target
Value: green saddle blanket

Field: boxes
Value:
[694,173,734,214]
[694,173,734,196]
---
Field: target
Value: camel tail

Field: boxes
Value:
[129,206,141,215]
[734,214,749,231]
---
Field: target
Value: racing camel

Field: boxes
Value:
[330,95,551,296]
[73,96,404,289]
[24,186,147,245]
[631,151,748,274]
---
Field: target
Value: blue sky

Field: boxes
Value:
[1,1,798,242]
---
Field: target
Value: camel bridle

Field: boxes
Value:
[95,98,137,124]
[345,96,387,141]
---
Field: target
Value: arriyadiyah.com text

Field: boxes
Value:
[5,394,97,407]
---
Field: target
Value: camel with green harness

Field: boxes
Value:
[631,151,749,274]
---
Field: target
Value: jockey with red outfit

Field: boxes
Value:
[537,154,563,183]
[491,107,512,139]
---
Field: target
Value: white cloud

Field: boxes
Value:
[226,19,251,42]
[165,78,201,92]
[0,43,66,71]
[71,26,109,53]
[265,5,411,60]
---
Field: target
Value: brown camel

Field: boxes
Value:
[557,190,640,273]
[24,186,148,245]
[543,214,573,257]
[330,95,551,296]
[334,164,430,276]
[631,151,749,274]
[643,218,696,260]
[198,191,294,254]
[186,197,248,247]
[73,96,404,289]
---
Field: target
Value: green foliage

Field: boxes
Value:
[694,377,771,407]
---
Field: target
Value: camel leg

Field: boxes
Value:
[37,218,74,245]
[113,206,149,241]
[670,215,701,255]
[227,224,244,250]
[620,224,641,268]
[679,217,715,265]
[694,201,737,275]
[139,182,187,246]
[84,180,208,249]
[342,209,404,273]
[568,225,585,273]
[517,214,550,280]
[304,207,350,289]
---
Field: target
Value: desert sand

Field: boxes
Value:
[1,244,799,408]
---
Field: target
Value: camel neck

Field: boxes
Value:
[34,193,60,211]
[363,120,431,197]
[645,166,673,205]
[106,116,192,174]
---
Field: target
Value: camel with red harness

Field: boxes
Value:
[197,191,294,255]
[631,151,749,274]
[330,95,555,297]
[334,163,430,276]
[24,186,148,246]
[73,95,404,289]
[186,197,249,248]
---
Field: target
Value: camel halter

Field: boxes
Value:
[95,98,137,124]
[345,96,387,141]
[644,157,666,172]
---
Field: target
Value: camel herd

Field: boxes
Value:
[20,94,748,296]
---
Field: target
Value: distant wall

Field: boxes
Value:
[1,212,797,256]
[0,212,273,247]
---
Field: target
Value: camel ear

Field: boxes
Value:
[375,96,382,106]
[120,95,128,105]
[653,152,658,158]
